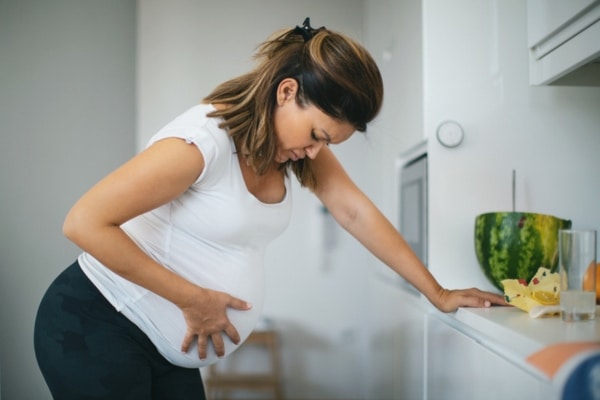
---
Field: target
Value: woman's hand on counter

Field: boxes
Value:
[434,288,508,313]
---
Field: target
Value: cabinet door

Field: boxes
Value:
[392,302,426,400]
[425,315,544,400]
[527,0,599,48]
[368,281,425,400]
[527,0,600,85]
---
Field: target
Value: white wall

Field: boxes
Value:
[423,0,600,291]
[363,1,600,398]
[3,1,597,399]
[0,1,136,399]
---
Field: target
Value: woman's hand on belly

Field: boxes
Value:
[179,286,252,359]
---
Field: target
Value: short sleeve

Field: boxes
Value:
[146,105,231,185]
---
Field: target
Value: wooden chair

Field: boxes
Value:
[204,329,283,400]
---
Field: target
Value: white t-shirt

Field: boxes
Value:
[79,104,292,367]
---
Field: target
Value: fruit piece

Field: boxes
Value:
[501,267,561,312]
[530,267,560,294]
[508,294,541,312]
[475,212,571,291]
[532,291,559,305]
[582,262,600,304]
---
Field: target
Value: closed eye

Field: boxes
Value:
[311,130,331,146]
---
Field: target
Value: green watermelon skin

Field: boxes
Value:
[474,212,571,291]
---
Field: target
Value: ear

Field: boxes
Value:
[276,78,299,106]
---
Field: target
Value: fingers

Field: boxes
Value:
[181,331,194,353]
[462,293,492,308]
[460,288,508,308]
[197,334,208,360]
[470,288,507,305]
[181,330,214,360]
[437,287,508,312]
[183,331,231,359]
[210,333,225,358]
[180,291,251,359]
[224,324,241,345]
[194,330,239,359]
[485,291,508,306]
[229,297,252,311]
[185,332,226,359]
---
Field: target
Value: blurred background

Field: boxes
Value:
[1,1,599,399]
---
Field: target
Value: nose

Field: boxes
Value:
[304,141,326,159]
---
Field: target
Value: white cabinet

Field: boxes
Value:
[423,307,600,400]
[391,296,426,400]
[367,280,426,400]
[527,0,600,85]
[425,314,545,400]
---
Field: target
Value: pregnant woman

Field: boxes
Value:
[33,18,505,399]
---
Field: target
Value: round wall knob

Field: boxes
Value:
[436,120,464,148]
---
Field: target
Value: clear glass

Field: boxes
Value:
[559,229,597,321]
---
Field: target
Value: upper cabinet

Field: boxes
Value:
[527,0,600,85]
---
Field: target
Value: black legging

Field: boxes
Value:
[34,261,205,400]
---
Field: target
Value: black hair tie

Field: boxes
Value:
[293,17,325,42]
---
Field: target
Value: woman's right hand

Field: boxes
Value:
[179,287,252,359]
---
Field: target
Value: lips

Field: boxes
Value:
[290,150,307,161]
[275,150,304,163]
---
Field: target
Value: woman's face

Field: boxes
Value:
[273,79,355,164]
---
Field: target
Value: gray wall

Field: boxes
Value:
[0,0,136,398]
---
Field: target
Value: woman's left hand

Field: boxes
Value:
[433,287,508,313]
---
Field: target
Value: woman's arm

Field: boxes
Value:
[311,147,505,311]
[63,138,250,358]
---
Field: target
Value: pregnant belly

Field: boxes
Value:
[123,275,265,368]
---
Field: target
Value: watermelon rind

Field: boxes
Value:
[474,212,571,291]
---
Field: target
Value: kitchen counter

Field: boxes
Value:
[381,285,600,398]
[429,302,600,382]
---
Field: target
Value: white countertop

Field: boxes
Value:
[430,304,600,379]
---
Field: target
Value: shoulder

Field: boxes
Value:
[149,104,224,146]
[311,147,358,203]
[149,104,233,179]
[312,147,348,186]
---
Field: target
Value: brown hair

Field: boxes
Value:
[204,21,383,190]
